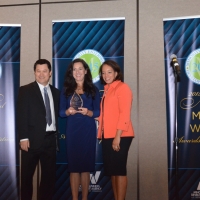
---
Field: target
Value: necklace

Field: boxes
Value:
[76,87,83,94]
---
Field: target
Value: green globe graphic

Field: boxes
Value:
[189,53,200,80]
[80,54,100,79]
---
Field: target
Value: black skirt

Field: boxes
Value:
[102,136,133,176]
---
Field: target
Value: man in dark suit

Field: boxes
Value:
[17,59,60,200]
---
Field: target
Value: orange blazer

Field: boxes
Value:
[97,80,134,139]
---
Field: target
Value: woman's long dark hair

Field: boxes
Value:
[64,58,96,98]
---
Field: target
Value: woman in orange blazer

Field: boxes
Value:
[97,60,134,200]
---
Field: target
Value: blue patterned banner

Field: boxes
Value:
[0,25,21,200]
[52,18,125,200]
[164,16,200,200]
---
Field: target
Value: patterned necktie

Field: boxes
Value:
[44,87,52,126]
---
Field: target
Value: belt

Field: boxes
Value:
[45,131,56,136]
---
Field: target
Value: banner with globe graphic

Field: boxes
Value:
[52,18,125,200]
[163,16,200,200]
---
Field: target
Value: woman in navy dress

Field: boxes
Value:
[59,58,100,200]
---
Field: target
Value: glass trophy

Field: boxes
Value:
[70,92,83,111]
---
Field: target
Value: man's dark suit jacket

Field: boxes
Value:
[17,81,60,149]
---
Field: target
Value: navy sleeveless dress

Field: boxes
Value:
[59,87,100,172]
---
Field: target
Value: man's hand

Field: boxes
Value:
[20,140,30,152]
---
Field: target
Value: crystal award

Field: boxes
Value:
[70,92,83,111]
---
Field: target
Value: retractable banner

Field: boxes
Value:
[0,25,21,199]
[164,16,200,199]
[52,18,125,200]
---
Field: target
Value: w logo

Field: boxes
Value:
[90,171,101,184]
[197,182,200,190]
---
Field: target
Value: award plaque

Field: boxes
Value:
[70,92,83,110]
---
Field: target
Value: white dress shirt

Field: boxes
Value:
[37,82,56,131]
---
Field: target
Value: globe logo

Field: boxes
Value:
[185,49,200,85]
[73,49,105,83]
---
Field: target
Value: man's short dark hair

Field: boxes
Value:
[34,59,51,71]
